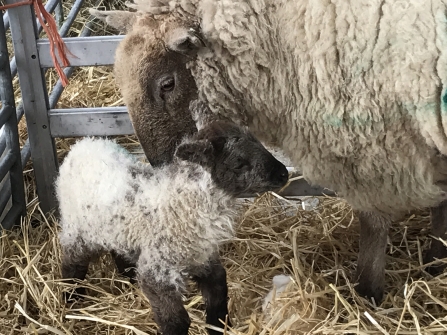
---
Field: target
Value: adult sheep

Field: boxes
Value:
[91,1,447,303]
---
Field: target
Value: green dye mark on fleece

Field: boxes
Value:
[442,90,447,114]
[323,113,373,128]
[323,114,343,127]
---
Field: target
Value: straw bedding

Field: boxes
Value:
[2,1,447,334]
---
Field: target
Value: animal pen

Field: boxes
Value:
[1,0,447,334]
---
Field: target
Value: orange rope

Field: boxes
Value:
[0,0,71,87]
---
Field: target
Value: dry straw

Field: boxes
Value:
[2,0,447,334]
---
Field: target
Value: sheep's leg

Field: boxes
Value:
[190,257,231,335]
[355,211,390,304]
[111,250,137,284]
[139,271,191,335]
[61,244,93,301]
[424,200,447,275]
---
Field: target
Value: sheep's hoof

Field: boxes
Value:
[63,287,86,303]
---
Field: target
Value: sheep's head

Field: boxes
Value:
[175,121,289,196]
[89,8,203,166]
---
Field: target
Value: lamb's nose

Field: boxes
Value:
[272,163,289,186]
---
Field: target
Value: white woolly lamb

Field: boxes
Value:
[56,120,288,335]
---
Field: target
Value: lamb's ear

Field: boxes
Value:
[175,140,214,165]
[167,27,205,57]
[89,9,137,33]
[190,100,218,131]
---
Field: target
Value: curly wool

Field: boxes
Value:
[56,137,237,288]
[128,0,447,217]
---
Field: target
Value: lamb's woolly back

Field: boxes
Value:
[129,0,447,216]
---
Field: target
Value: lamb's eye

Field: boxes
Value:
[234,159,248,171]
[234,163,245,170]
[160,78,175,92]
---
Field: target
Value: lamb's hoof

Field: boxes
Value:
[424,260,447,277]
[355,283,383,306]
[63,287,86,303]
[206,321,232,335]
[424,249,447,277]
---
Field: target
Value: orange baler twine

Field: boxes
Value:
[0,0,71,86]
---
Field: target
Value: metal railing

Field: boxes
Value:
[0,10,25,229]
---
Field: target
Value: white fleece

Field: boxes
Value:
[56,137,237,289]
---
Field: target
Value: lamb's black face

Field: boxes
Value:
[175,121,289,196]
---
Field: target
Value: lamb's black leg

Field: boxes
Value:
[139,271,190,335]
[355,211,391,304]
[61,244,94,302]
[424,200,447,275]
[111,250,137,284]
[191,257,231,335]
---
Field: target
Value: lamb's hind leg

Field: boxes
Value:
[355,211,391,304]
[111,250,137,284]
[190,255,231,335]
[139,270,190,335]
[424,200,447,275]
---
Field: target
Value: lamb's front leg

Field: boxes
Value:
[139,270,190,335]
[355,211,391,304]
[61,243,96,302]
[424,200,447,275]
[190,255,231,335]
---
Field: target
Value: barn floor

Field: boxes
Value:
[2,0,447,333]
[1,168,447,335]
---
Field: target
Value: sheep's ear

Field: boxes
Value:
[167,27,204,56]
[89,9,137,33]
[175,140,214,165]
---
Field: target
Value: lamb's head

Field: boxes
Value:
[175,121,289,196]
[89,8,203,166]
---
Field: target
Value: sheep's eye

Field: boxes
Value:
[160,78,175,92]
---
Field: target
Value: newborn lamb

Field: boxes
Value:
[56,121,288,335]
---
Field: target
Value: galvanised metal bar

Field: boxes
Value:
[38,35,123,67]
[0,176,12,217]
[7,0,58,214]
[0,149,15,181]
[0,104,13,127]
[0,9,26,229]
[55,0,64,29]
[20,138,30,167]
[3,0,61,31]
[49,107,134,137]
